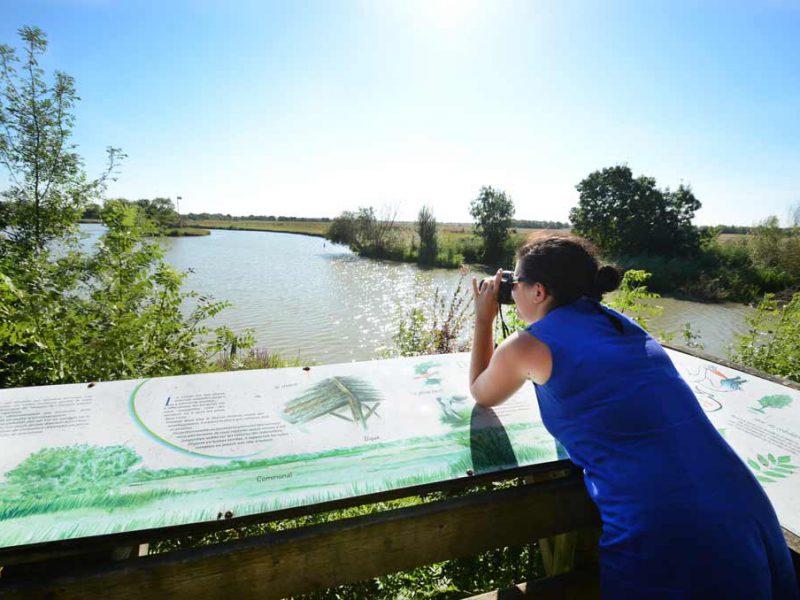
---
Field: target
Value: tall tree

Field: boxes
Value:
[0,27,243,388]
[570,165,701,257]
[416,204,438,265]
[0,26,123,255]
[469,186,515,265]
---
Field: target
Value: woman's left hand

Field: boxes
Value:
[472,268,503,324]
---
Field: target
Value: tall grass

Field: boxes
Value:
[210,347,305,371]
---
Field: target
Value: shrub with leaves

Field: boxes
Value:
[605,269,663,330]
[0,28,249,387]
[389,273,473,357]
[731,292,800,383]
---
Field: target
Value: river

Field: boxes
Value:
[80,225,753,364]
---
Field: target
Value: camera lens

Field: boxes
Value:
[479,271,516,305]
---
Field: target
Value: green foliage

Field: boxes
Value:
[605,270,663,330]
[81,202,102,220]
[152,481,540,600]
[0,28,248,387]
[748,216,800,281]
[680,323,704,350]
[416,205,439,266]
[5,444,141,498]
[613,236,790,302]
[469,186,515,265]
[132,197,180,231]
[0,199,249,386]
[497,305,527,343]
[570,165,700,257]
[387,274,473,357]
[0,27,124,255]
[210,346,298,372]
[327,206,400,258]
[731,292,800,383]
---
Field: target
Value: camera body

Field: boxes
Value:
[479,270,516,305]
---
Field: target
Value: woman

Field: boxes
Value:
[470,233,798,599]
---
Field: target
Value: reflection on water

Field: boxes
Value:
[79,225,751,363]
[643,297,752,359]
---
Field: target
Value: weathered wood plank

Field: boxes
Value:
[786,529,800,555]
[464,567,601,600]
[0,476,600,600]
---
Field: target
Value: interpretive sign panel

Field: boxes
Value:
[0,350,798,551]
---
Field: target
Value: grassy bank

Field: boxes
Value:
[187,219,329,237]
[182,219,794,302]
[165,227,210,237]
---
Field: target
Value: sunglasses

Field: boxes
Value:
[512,275,536,285]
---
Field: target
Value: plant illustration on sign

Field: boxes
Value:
[281,377,383,430]
[437,395,470,428]
[750,394,793,414]
[746,453,797,484]
[414,361,442,386]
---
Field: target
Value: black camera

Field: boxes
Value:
[479,270,516,305]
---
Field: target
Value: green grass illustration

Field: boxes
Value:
[0,423,554,547]
[0,488,185,520]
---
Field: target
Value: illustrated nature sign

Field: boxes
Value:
[0,350,799,552]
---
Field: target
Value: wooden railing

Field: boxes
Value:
[0,462,606,599]
[2,463,798,599]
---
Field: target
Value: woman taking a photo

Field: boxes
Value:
[470,233,797,598]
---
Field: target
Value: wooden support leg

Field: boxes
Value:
[523,469,600,578]
[539,532,577,577]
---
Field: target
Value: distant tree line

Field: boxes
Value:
[511,219,570,229]
[185,213,331,222]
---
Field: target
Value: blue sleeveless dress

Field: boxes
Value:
[525,297,798,599]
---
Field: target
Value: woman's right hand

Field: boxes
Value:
[472,268,503,325]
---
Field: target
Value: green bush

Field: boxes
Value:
[731,292,800,383]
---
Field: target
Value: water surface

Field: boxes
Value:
[80,225,752,363]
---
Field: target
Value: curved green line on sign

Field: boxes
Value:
[128,378,261,460]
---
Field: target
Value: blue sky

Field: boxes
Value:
[1,0,799,225]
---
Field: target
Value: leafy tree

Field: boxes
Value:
[327,205,399,257]
[0,26,123,256]
[388,274,472,357]
[732,292,800,383]
[605,269,663,330]
[0,27,249,387]
[416,204,438,265]
[82,202,102,220]
[134,197,179,231]
[469,186,515,265]
[748,216,800,280]
[5,444,141,497]
[570,165,701,257]
[327,210,358,246]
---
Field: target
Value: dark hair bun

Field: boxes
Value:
[595,265,622,294]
